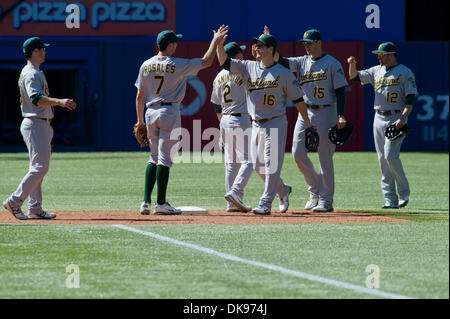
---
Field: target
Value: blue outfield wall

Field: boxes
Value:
[176,0,405,42]
[363,41,449,151]
[0,36,156,152]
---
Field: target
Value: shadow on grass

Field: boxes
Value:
[351,209,449,222]
[1,155,144,161]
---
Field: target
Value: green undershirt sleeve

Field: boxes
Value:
[278,56,290,69]
[30,93,44,106]
[335,87,346,116]
[293,97,304,104]
[222,57,231,71]
[406,94,416,105]
[213,104,222,114]
[350,74,361,82]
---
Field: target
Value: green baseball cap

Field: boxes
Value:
[157,30,182,48]
[299,29,322,43]
[372,42,397,54]
[251,34,277,52]
[23,37,50,55]
[224,42,246,58]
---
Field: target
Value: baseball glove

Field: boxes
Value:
[328,123,355,145]
[133,124,149,147]
[385,124,411,141]
[305,127,320,152]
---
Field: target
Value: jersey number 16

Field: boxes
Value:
[263,94,276,106]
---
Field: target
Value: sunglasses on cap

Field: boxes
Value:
[377,52,395,58]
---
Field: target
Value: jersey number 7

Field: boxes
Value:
[154,75,165,95]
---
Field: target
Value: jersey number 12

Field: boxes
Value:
[386,92,399,104]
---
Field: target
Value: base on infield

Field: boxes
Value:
[177,206,208,215]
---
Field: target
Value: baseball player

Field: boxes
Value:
[348,42,417,208]
[217,32,311,215]
[212,42,294,213]
[274,28,349,212]
[211,42,253,212]
[3,37,77,220]
[135,26,229,215]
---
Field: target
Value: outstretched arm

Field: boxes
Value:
[347,56,358,80]
[200,25,229,69]
[216,35,228,66]
[36,96,77,110]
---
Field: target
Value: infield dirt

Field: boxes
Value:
[0,210,409,224]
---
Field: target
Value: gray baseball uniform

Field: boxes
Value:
[357,64,418,204]
[135,55,202,167]
[287,54,348,208]
[228,59,304,209]
[7,64,53,215]
[211,69,253,210]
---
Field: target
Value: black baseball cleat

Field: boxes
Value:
[381,203,399,209]
[399,200,409,208]
[399,196,409,208]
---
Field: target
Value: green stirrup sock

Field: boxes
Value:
[156,165,170,205]
[144,163,157,203]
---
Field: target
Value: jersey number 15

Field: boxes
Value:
[313,87,325,99]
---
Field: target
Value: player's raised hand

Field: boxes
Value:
[59,98,77,110]
[213,24,229,43]
[347,56,357,64]
[264,25,270,34]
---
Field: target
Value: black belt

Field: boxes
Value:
[376,109,401,116]
[26,117,51,121]
[224,113,242,117]
[306,104,331,110]
[161,102,172,106]
[253,115,281,124]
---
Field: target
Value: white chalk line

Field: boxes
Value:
[113,224,414,299]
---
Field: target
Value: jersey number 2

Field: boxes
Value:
[154,75,165,95]
[223,84,233,103]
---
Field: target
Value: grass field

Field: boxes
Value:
[0,151,448,299]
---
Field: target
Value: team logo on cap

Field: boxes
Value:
[378,44,383,50]
[304,32,309,38]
